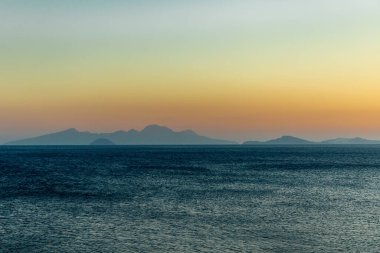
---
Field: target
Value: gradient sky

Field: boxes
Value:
[1,0,380,143]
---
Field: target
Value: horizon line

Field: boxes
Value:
[3,124,380,145]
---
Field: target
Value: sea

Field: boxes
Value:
[0,146,379,252]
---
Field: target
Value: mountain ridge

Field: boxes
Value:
[5,124,236,145]
[321,137,380,145]
[4,126,380,145]
[243,136,380,145]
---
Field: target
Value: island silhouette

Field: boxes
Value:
[4,124,380,145]
[243,136,380,145]
[90,138,116,146]
[5,124,236,145]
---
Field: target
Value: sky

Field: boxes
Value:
[1,0,380,143]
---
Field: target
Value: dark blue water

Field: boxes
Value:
[0,146,379,252]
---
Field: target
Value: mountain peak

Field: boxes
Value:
[61,128,79,133]
[266,135,313,144]
[280,135,296,139]
[141,124,173,133]
[181,129,197,135]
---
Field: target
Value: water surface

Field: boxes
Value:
[0,146,379,252]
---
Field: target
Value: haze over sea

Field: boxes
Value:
[1,145,379,252]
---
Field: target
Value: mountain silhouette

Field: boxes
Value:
[266,136,315,145]
[321,137,380,145]
[5,127,380,146]
[244,136,315,145]
[5,124,236,145]
[244,136,380,145]
[90,138,115,146]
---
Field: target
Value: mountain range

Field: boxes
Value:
[3,125,380,145]
[243,136,380,145]
[5,125,236,145]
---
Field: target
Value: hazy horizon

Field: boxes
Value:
[1,1,380,143]
[3,124,380,144]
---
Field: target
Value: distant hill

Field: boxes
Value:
[5,128,98,145]
[266,136,315,145]
[6,127,380,146]
[321,137,380,145]
[244,136,315,145]
[5,124,237,145]
[244,136,380,145]
[90,138,115,146]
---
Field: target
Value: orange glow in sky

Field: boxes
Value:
[1,1,380,142]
